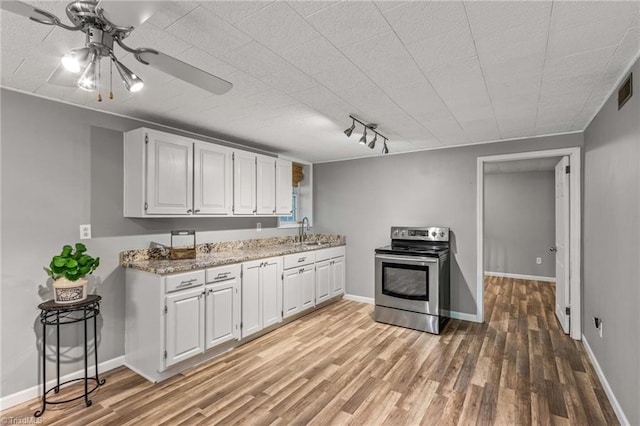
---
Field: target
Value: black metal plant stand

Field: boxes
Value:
[35,295,105,417]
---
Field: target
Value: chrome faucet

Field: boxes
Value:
[299,217,310,243]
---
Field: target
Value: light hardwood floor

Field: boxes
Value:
[2,276,618,425]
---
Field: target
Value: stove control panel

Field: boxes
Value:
[391,226,449,242]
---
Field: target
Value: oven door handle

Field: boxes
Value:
[375,254,438,264]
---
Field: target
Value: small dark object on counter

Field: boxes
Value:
[170,230,196,260]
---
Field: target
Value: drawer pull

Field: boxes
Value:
[298,257,306,263]
[177,278,198,287]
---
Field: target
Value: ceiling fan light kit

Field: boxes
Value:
[1,0,233,99]
[344,115,390,155]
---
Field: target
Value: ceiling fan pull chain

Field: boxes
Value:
[109,60,114,100]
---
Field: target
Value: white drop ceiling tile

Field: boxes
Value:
[535,122,573,136]
[389,82,452,117]
[419,116,468,143]
[146,2,199,30]
[600,26,640,83]
[474,21,549,66]
[451,104,496,124]
[199,1,275,25]
[482,56,544,87]
[223,70,274,98]
[461,119,501,142]
[286,1,340,18]
[1,56,59,92]
[465,1,552,41]
[384,1,468,46]
[544,46,616,83]
[124,21,192,57]
[221,41,290,79]
[539,74,600,101]
[374,1,409,13]
[425,57,491,109]
[260,67,318,95]
[305,1,392,48]
[547,17,634,60]
[407,28,477,72]
[550,1,639,33]
[236,2,321,54]
[280,36,347,77]
[165,6,252,57]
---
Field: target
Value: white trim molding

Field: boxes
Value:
[343,294,374,305]
[582,335,629,425]
[485,271,556,283]
[0,356,124,411]
[477,147,582,339]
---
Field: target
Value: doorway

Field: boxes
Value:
[477,147,582,339]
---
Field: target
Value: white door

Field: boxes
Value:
[262,258,283,327]
[165,288,204,368]
[241,262,262,338]
[300,266,315,310]
[282,268,301,319]
[315,260,331,304]
[205,280,240,349]
[194,142,232,215]
[275,159,293,215]
[554,156,571,334]
[331,257,345,296]
[146,131,193,215]
[256,156,276,215]
[233,151,256,215]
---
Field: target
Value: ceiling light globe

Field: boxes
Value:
[61,48,91,74]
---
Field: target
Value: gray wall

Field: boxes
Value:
[583,58,639,425]
[314,132,583,315]
[484,171,556,277]
[0,89,296,398]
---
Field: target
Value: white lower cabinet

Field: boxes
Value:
[241,257,283,339]
[205,278,241,349]
[316,247,346,303]
[331,256,345,296]
[315,259,331,304]
[283,265,315,319]
[165,287,205,368]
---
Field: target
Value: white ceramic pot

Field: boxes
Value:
[53,277,88,304]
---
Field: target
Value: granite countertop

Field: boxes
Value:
[120,234,346,275]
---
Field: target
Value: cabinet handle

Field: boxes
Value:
[194,209,201,214]
[298,257,306,263]
[177,278,198,287]
[273,210,276,214]
[299,268,304,274]
[187,209,193,214]
[253,209,257,214]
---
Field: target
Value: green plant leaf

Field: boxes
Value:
[94,257,100,268]
[66,259,78,268]
[53,256,67,267]
[61,245,73,257]
[79,265,91,275]
[75,243,87,253]
[65,270,80,281]
[78,255,89,265]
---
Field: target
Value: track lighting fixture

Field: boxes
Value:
[344,115,390,154]
[344,118,356,137]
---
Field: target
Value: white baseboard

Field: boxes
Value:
[343,294,374,304]
[582,335,629,425]
[441,309,481,323]
[0,356,125,411]
[485,271,556,282]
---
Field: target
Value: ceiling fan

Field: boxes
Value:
[0,1,233,99]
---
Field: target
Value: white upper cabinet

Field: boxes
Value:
[275,159,293,215]
[194,142,232,215]
[233,151,257,215]
[146,130,193,215]
[256,155,276,215]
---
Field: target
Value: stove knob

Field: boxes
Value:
[400,230,406,236]
[431,231,436,237]
[439,231,445,238]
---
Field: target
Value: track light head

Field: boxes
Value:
[359,127,368,145]
[382,140,389,155]
[344,119,356,137]
[368,133,377,149]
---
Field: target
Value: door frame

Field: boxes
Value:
[476,147,582,339]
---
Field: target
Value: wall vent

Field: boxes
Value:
[618,73,632,110]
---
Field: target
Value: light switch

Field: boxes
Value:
[536,257,542,264]
[80,224,91,240]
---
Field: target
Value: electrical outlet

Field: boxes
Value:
[599,321,603,338]
[594,317,603,338]
[256,222,262,232]
[536,257,542,265]
[80,224,91,240]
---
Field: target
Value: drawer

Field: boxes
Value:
[165,270,205,293]
[205,263,241,283]
[284,251,316,269]
[315,246,345,262]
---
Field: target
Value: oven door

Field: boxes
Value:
[375,253,439,315]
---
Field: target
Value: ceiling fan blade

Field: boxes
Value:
[47,64,78,87]
[1,1,51,21]
[97,0,158,28]
[137,50,233,95]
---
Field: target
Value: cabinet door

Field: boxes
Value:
[205,279,240,349]
[256,156,276,215]
[146,130,193,215]
[301,266,315,310]
[233,151,256,215]
[241,263,262,339]
[194,142,232,215]
[275,159,293,215]
[315,260,331,304]
[332,257,345,296]
[262,258,283,328]
[165,288,204,368]
[283,268,301,319]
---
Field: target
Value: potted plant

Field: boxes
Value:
[45,243,100,304]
